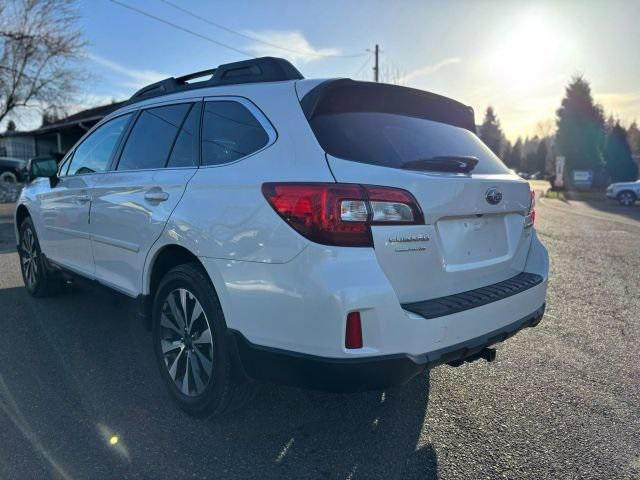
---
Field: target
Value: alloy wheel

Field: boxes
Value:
[160,288,214,397]
[620,192,634,206]
[20,227,39,288]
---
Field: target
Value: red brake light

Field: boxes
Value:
[525,190,536,227]
[345,311,363,349]
[262,183,424,247]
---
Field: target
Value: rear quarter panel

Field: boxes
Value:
[143,82,334,292]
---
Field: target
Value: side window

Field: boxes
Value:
[58,152,73,176]
[67,114,132,176]
[201,101,269,166]
[167,102,201,168]
[117,103,191,171]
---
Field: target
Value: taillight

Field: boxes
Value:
[262,183,424,247]
[525,190,536,228]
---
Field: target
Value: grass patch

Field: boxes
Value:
[544,190,566,201]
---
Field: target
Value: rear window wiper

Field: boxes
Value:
[401,156,479,173]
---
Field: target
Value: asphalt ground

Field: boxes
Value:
[0,197,638,479]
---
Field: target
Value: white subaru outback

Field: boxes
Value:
[15,57,548,417]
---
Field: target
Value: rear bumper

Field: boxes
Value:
[230,304,545,392]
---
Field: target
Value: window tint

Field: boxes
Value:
[67,114,132,176]
[309,112,510,175]
[118,103,191,171]
[201,101,269,166]
[167,102,201,168]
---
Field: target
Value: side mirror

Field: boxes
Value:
[29,157,59,186]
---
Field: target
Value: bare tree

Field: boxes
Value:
[534,119,555,139]
[381,64,405,86]
[0,0,85,125]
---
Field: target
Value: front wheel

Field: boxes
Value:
[152,263,254,417]
[617,191,637,207]
[0,171,17,183]
[18,217,63,297]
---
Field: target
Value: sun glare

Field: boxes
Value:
[488,12,566,92]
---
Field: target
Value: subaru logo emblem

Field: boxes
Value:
[485,187,502,205]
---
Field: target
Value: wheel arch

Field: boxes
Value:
[145,243,206,298]
[141,242,231,334]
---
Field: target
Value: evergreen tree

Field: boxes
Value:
[531,140,548,173]
[627,121,640,156]
[507,137,523,170]
[479,106,504,156]
[6,120,16,132]
[501,140,512,165]
[604,122,638,182]
[555,76,605,173]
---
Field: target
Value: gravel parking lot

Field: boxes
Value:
[0,197,638,479]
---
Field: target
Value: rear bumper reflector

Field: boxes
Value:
[402,272,544,319]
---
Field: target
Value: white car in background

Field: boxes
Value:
[14,57,548,417]
[606,180,640,206]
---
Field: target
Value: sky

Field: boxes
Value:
[18,0,640,141]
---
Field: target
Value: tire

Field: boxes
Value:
[0,171,18,183]
[152,263,254,417]
[18,217,63,297]
[617,190,637,207]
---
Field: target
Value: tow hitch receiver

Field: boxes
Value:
[447,347,497,367]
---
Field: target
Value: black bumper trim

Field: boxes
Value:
[402,272,544,319]
[229,304,545,392]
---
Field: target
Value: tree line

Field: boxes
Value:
[479,77,640,184]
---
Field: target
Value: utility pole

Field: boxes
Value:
[373,44,379,82]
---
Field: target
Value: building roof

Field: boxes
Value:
[1,101,126,138]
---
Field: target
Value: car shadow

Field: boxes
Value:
[581,197,640,223]
[0,276,438,479]
[214,370,436,479]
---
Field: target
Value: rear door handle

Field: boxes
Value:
[144,189,169,202]
[76,194,90,204]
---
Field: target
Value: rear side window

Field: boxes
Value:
[201,101,269,166]
[118,103,191,171]
[167,102,201,168]
[67,114,132,176]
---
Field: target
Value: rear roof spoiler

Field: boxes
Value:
[300,79,476,133]
[128,57,304,105]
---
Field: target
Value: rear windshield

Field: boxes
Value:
[302,81,509,175]
[309,112,509,175]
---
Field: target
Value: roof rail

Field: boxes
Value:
[128,57,304,104]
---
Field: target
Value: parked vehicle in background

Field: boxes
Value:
[0,156,28,183]
[14,57,548,417]
[606,180,640,206]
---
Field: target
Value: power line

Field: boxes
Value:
[352,55,370,79]
[157,0,367,59]
[108,0,255,58]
